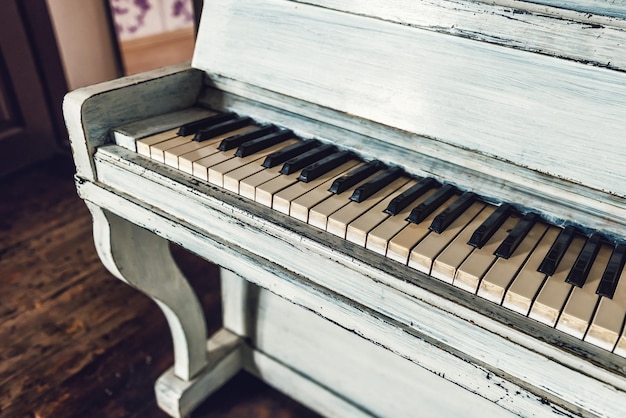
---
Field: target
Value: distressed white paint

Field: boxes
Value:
[198,83,626,237]
[81,148,626,417]
[222,272,522,417]
[86,202,208,381]
[244,349,374,418]
[220,268,375,418]
[194,0,626,198]
[63,64,201,180]
[155,328,243,418]
[294,0,626,67]
[525,0,626,19]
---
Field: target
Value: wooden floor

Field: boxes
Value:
[0,155,320,417]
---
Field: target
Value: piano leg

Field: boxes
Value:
[86,203,244,418]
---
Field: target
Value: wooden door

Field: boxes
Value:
[0,1,60,177]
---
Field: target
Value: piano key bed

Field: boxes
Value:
[114,108,626,360]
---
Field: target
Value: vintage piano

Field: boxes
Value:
[64,0,626,416]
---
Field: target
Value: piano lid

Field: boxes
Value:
[192,0,626,201]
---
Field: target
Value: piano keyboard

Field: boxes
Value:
[121,110,626,358]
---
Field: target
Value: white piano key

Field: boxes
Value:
[239,166,283,200]
[192,148,238,181]
[273,160,360,215]
[289,163,366,223]
[502,227,560,316]
[208,139,299,188]
[386,195,457,265]
[346,180,418,246]
[164,126,255,169]
[430,206,496,284]
[178,129,253,174]
[136,128,178,156]
[477,222,548,305]
[149,134,194,163]
[308,171,383,230]
[365,188,437,256]
[408,202,485,275]
[453,214,520,293]
[224,141,313,194]
[529,237,585,327]
[326,177,410,239]
[586,265,626,352]
[256,171,302,207]
[223,161,267,194]
[556,244,612,339]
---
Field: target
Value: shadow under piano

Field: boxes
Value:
[64,0,626,416]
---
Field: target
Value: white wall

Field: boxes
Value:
[46,0,119,90]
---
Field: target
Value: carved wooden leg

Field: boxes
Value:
[86,203,243,417]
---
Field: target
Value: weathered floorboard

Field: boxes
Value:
[0,156,319,418]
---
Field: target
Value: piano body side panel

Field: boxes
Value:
[221,272,521,418]
[193,0,626,199]
[63,63,202,180]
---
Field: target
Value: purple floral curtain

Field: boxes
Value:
[110,0,194,41]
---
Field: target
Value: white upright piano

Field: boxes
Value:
[65,1,626,416]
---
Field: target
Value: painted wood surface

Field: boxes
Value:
[244,350,371,418]
[221,269,374,418]
[525,0,626,18]
[86,203,208,381]
[198,85,626,238]
[82,147,626,416]
[156,328,243,418]
[294,0,626,67]
[222,272,522,417]
[194,0,626,198]
[63,64,201,180]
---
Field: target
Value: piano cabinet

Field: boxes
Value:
[78,149,611,418]
[64,0,626,416]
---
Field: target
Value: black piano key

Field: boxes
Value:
[350,167,404,203]
[468,203,513,249]
[384,177,440,215]
[193,116,254,142]
[235,129,294,157]
[429,192,477,233]
[177,112,237,136]
[494,212,539,259]
[218,125,277,151]
[262,139,320,168]
[280,144,337,175]
[299,150,355,183]
[329,160,385,194]
[407,184,458,224]
[596,243,626,298]
[537,225,579,276]
[566,233,602,287]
